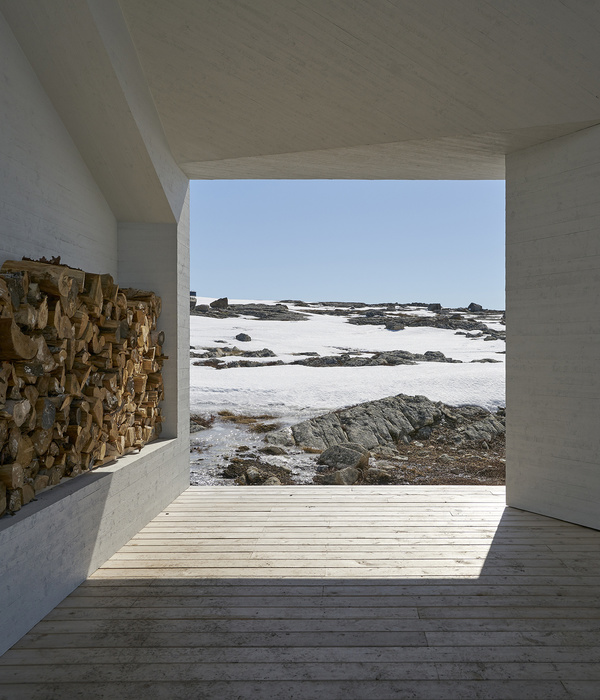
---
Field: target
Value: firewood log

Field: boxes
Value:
[0,278,13,311]
[35,296,49,330]
[0,271,29,309]
[80,273,103,313]
[1,260,69,297]
[32,427,54,456]
[0,318,38,360]
[21,483,35,505]
[150,330,165,347]
[14,303,37,329]
[27,281,42,304]
[0,398,31,427]
[34,335,57,372]
[0,464,25,489]
[14,361,44,384]
[35,398,56,430]
[15,435,34,468]
[7,488,22,512]
[23,385,39,406]
[33,474,50,492]
[60,278,80,318]
[100,274,118,304]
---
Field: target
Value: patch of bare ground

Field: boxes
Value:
[217,410,282,433]
[370,431,505,485]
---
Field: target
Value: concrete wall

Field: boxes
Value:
[0,10,117,273]
[0,8,190,654]
[506,124,600,530]
[117,190,191,442]
[0,438,188,655]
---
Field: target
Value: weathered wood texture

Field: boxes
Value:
[0,258,166,517]
[2,485,599,699]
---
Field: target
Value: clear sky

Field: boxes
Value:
[190,180,505,310]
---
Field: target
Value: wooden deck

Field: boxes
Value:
[1,485,600,699]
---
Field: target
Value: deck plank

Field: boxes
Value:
[1,485,600,699]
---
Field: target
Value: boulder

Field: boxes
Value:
[236,333,251,342]
[315,467,361,484]
[245,467,262,484]
[317,444,369,470]
[428,303,442,311]
[263,476,281,485]
[210,297,229,309]
[468,302,483,312]
[365,467,392,484]
[334,467,360,485]
[264,427,295,447]
[259,445,287,455]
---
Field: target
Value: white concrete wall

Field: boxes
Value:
[506,124,600,530]
[0,9,191,654]
[117,188,190,442]
[0,11,117,273]
[0,438,188,655]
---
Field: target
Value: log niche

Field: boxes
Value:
[0,258,166,516]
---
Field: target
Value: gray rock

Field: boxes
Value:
[438,454,452,464]
[317,444,369,470]
[366,467,392,483]
[263,476,281,485]
[264,427,295,447]
[210,297,229,309]
[259,445,287,455]
[334,467,360,485]
[245,467,262,484]
[373,445,398,458]
[284,393,505,452]
[292,349,460,368]
[468,302,483,312]
[428,303,442,311]
[236,333,251,342]
[242,348,276,358]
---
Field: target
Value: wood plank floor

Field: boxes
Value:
[1,485,600,699]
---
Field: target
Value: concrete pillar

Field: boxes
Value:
[506,124,600,530]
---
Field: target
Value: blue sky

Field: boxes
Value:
[190,180,505,309]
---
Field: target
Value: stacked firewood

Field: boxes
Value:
[0,258,166,516]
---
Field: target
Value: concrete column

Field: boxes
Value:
[506,124,600,530]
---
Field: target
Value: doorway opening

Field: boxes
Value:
[188,180,505,488]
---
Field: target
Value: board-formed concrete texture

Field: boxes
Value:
[0,0,599,655]
[506,124,600,529]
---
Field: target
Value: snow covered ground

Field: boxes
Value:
[190,300,505,420]
[189,300,505,485]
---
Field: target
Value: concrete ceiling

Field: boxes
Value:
[118,0,600,179]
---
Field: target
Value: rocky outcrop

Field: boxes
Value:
[210,297,229,309]
[266,394,505,451]
[291,349,461,367]
[348,313,505,340]
[191,302,309,321]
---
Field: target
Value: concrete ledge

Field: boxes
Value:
[0,439,189,655]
